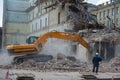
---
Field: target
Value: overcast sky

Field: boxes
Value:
[86,0,109,5]
[0,0,109,27]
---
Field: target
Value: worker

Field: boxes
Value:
[92,52,102,74]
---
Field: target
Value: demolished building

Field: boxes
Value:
[2,0,120,62]
[3,0,99,45]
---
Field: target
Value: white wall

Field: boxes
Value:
[76,44,89,62]
[7,0,29,11]
[29,13,49,33]
[7,11,28,23]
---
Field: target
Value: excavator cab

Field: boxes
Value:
[26,36,38,44]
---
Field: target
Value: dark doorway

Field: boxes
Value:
[94,41,115,61]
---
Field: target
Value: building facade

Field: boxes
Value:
[91,0,120,28]
[3,0,30,46]
[28,0,68,37]
[3,0,69,46]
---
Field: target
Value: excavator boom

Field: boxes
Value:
[7,31,89,56]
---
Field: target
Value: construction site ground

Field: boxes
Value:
[0,69,120,80]
[0,53,120,80]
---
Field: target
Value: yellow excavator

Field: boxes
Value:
[6,31,89,63]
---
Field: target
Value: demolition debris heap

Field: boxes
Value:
[42,0,104,32]
[1,54,120,73]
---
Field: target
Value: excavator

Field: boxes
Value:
[6,31,90,63]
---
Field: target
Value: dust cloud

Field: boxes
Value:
[0,49,13,65]
[40,38,76,57]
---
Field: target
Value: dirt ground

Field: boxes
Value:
[0,69,120,80]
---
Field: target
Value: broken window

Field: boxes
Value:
[58,12,60,24]
[40,19,42,29]
[36,22,38,31]
[99,12,101,20]
[112,8,114,16]
[40,19,41,30]
[45,18,48,27]
[115,18,118,25]
[107,9,110,16]
[32,24,34,32]
[115,7,119,15]
[103,10,106,19]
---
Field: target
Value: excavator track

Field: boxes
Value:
[13,54,53,64]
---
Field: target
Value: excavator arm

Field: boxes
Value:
[7,31,89,56]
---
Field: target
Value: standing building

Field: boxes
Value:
[3,0,30,46]
[91,0,120,29]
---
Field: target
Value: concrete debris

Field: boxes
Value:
[110,56,120,67]
[1,55,120,73]
[66,2,100,31]
[89,30,120,42]
[0,54,90,72]
[88,30,120,61]
[43,0,103,32]
[99,56,120,73]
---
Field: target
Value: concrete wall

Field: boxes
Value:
[76,44,89,62]
[29,13,48,33]
[6,23,29,45]
[6,23,29,33]
[7,0,29,11]
[28,1,68,36]
[5,0,30,45]
[6,34,27,45]
[7,12,28,23]
[49,9,58,27]
[49,8,67,27]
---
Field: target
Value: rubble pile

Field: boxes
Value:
[87,30,120,61]
[43,0,103,32]
[88,30,120,42]
[0,54,91,72]
[110,56,120,67]
[65,0,102,31]
[99,56,120,73]
[1,55,120,73]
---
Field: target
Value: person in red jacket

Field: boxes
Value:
[92,52,102,74]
